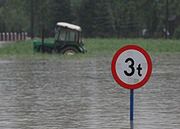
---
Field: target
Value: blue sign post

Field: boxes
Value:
[130,89,134,129]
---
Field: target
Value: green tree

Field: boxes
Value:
[0,0,180,38]
[79,0,116,37]
[79,0,96,37]
[51,0,72,24]
[93,0,116,37]
[0,0,29,32]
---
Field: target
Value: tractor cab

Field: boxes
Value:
[54,22,86,54]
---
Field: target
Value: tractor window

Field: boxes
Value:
[55,27,60,40]
[55,31,59,40]
[67,31,76,41]
[59,28,79,42]
[59,29,66,41]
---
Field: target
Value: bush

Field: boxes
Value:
[173,26,180,39]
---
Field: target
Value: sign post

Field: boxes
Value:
[130,89,134,121]
[111,45,152,128]
[130,89,134,128]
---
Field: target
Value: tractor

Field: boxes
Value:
[33,22,86,55]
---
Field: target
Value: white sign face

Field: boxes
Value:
[115,50,148,85]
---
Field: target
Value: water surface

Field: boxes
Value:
[0,54,179,129]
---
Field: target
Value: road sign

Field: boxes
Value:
[111,45,152,89]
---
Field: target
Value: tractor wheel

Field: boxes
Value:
[62,47,78,55]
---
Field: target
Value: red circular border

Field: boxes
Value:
[111,45,152,89]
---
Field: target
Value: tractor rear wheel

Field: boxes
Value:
[62,47,78,55]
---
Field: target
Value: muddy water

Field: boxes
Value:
[0,54,179,129]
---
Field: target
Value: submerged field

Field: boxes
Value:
[0,38,180,59]
[0,53,179,129]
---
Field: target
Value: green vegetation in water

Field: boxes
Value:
[0,38,179,59]
[85,38,180,55]
[0,41,33,58]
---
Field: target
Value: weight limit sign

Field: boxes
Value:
[111,45,152,89]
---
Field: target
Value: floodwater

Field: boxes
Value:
[0,54,179,129]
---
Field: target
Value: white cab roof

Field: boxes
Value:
[57,22,81,31]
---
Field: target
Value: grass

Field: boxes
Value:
[0,38,179,59]
[85,38,180,55]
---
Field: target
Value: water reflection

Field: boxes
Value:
[130,121,134,129]
[0,54,179,129]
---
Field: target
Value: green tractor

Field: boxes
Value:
[33,22,86,55]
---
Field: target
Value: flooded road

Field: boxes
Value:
[0,53,180,129]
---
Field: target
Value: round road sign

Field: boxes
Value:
[111,45,152,89]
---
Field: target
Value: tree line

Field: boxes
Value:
[0,0,180,38]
